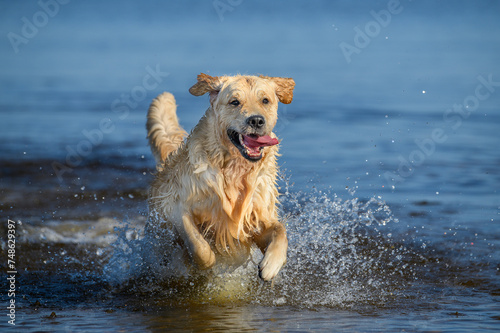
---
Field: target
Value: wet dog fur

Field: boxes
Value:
[146,73,295,281]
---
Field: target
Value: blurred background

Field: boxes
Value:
[1,0,499,217]
[1,1,499,331]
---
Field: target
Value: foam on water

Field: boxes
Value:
[18,218,124,244]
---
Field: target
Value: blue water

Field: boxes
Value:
[1,0,499,331]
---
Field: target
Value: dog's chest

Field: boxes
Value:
[191,169,261,238]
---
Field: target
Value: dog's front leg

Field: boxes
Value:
[179,214,216,269]
[254,223,288,281]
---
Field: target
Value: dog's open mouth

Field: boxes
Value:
[227,129,279,161]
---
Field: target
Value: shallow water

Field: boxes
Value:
[1,0,500,332]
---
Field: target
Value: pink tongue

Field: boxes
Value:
[243,135,279,149]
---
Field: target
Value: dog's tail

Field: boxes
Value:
[146,92,188,167]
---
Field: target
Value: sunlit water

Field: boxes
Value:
[1,0,500,331]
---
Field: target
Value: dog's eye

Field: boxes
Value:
[262,98,269,104]
[230,100,240,106]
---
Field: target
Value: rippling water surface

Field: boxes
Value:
[1,0,499,332]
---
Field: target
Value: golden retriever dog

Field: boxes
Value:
[146,73,295,281]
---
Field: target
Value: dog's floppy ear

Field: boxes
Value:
[260,76,295,104]
[189,73,223,104]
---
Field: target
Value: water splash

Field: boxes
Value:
[103,184,413,308]
[268,188,409,308]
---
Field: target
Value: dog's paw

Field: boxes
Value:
[258,247,286,281]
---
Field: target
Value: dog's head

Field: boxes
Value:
[189,73,295,162]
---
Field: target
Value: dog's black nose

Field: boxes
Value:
[246,115,265,129]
